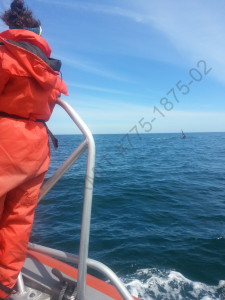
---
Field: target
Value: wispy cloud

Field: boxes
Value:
[49,94,225,134]
[60,56,131,82]
[35,0,148,23]
[68,82,136,96]
[128,0,225,85]
[155,110,225,133]
[37,0,225,85]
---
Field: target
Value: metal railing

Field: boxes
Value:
[28,243,134,300]
[28,98,134,300]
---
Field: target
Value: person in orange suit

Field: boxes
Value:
[0,0,68,298]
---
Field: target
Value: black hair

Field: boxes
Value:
[1,0,41,28]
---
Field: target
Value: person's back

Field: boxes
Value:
[0,1,68,298]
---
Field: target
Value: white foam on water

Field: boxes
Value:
[122,268,225,300]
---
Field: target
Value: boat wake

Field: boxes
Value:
[123,268,225,300]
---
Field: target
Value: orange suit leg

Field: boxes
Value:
[0,172,46,298]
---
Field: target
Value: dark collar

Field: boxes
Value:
[2,39,61,72]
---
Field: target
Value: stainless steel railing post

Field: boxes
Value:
[56,99,95,300]
[36,99,133,300]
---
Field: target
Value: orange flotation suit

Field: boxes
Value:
[0,29,68,298]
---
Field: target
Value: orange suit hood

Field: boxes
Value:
[0,29,52,57]
[0,29,68,121]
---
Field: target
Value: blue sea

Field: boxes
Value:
[31,132,225,300]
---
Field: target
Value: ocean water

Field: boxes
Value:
[31,132,225,300]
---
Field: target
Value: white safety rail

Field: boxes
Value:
[28,98,134,300]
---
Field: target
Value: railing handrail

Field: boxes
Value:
[39,98,95,300]
[36,98,133,300]
[39,98,94,201]
[28,243,134,300]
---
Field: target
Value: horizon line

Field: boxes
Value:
[54,131,225,136]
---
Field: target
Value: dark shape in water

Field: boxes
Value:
[181,130,186,139]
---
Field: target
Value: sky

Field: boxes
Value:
[0,0,225,134]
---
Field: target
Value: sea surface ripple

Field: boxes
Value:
[31,132,225,299]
